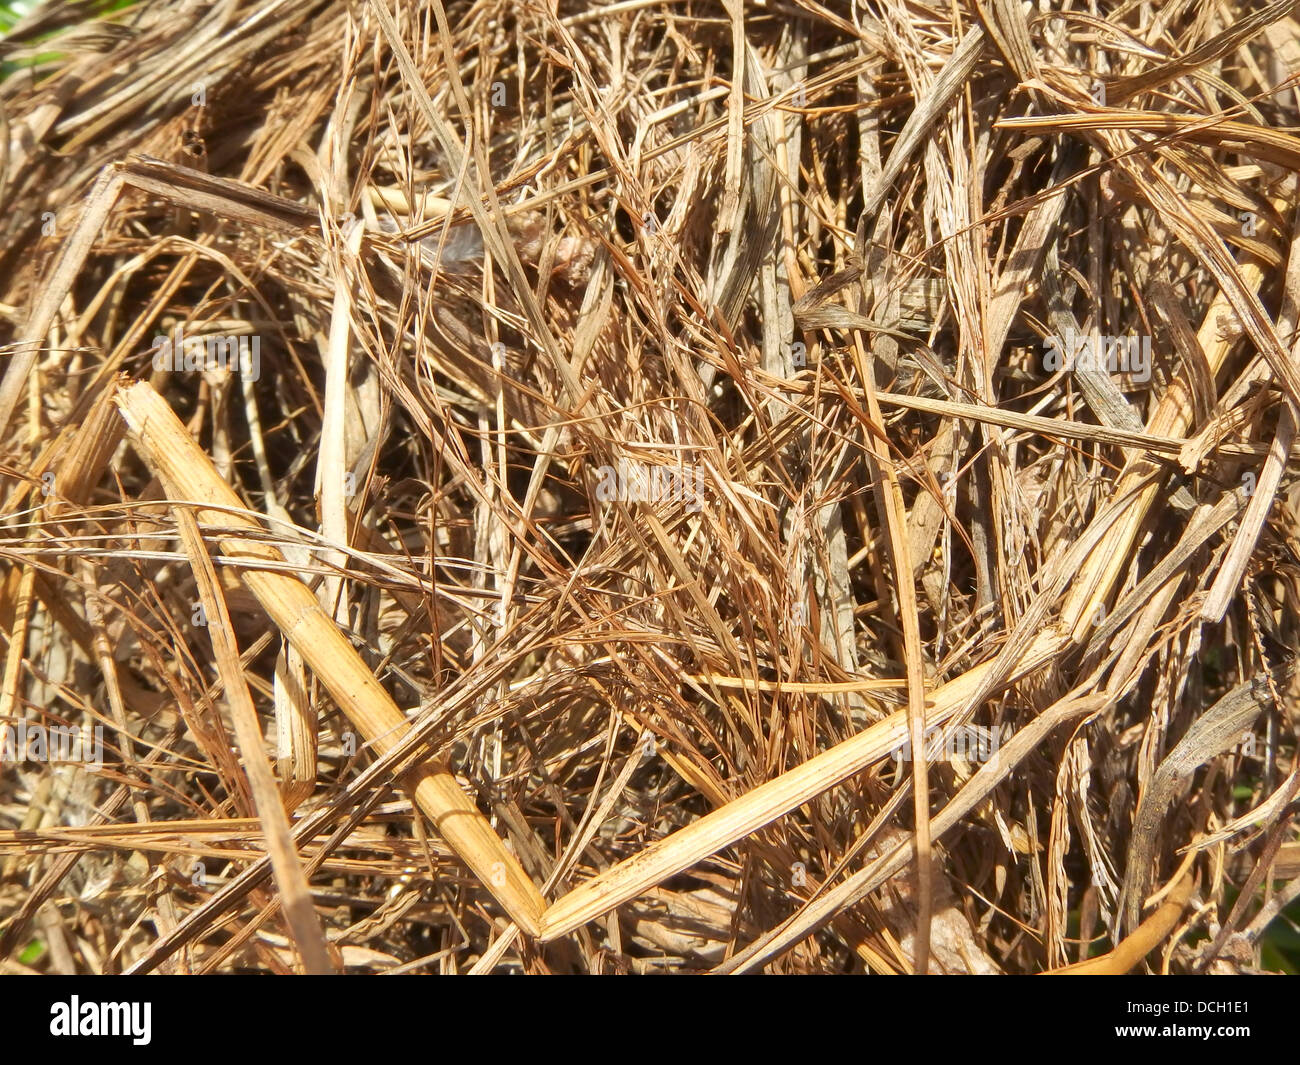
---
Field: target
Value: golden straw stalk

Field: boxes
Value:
[114,378,546,936]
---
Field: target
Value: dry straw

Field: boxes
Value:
[115,380,547,938]
[1,0,1298,973]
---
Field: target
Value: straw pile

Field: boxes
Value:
[1,0,1298,974]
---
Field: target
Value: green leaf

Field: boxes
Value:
[18,939,45,964]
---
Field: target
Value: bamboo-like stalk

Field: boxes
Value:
[539,625,1065,940]
[114,379,547,936]
[1042,872,1195,975]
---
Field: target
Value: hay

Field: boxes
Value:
[0,0,1298,973]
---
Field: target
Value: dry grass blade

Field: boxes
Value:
[172,506,335,973]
